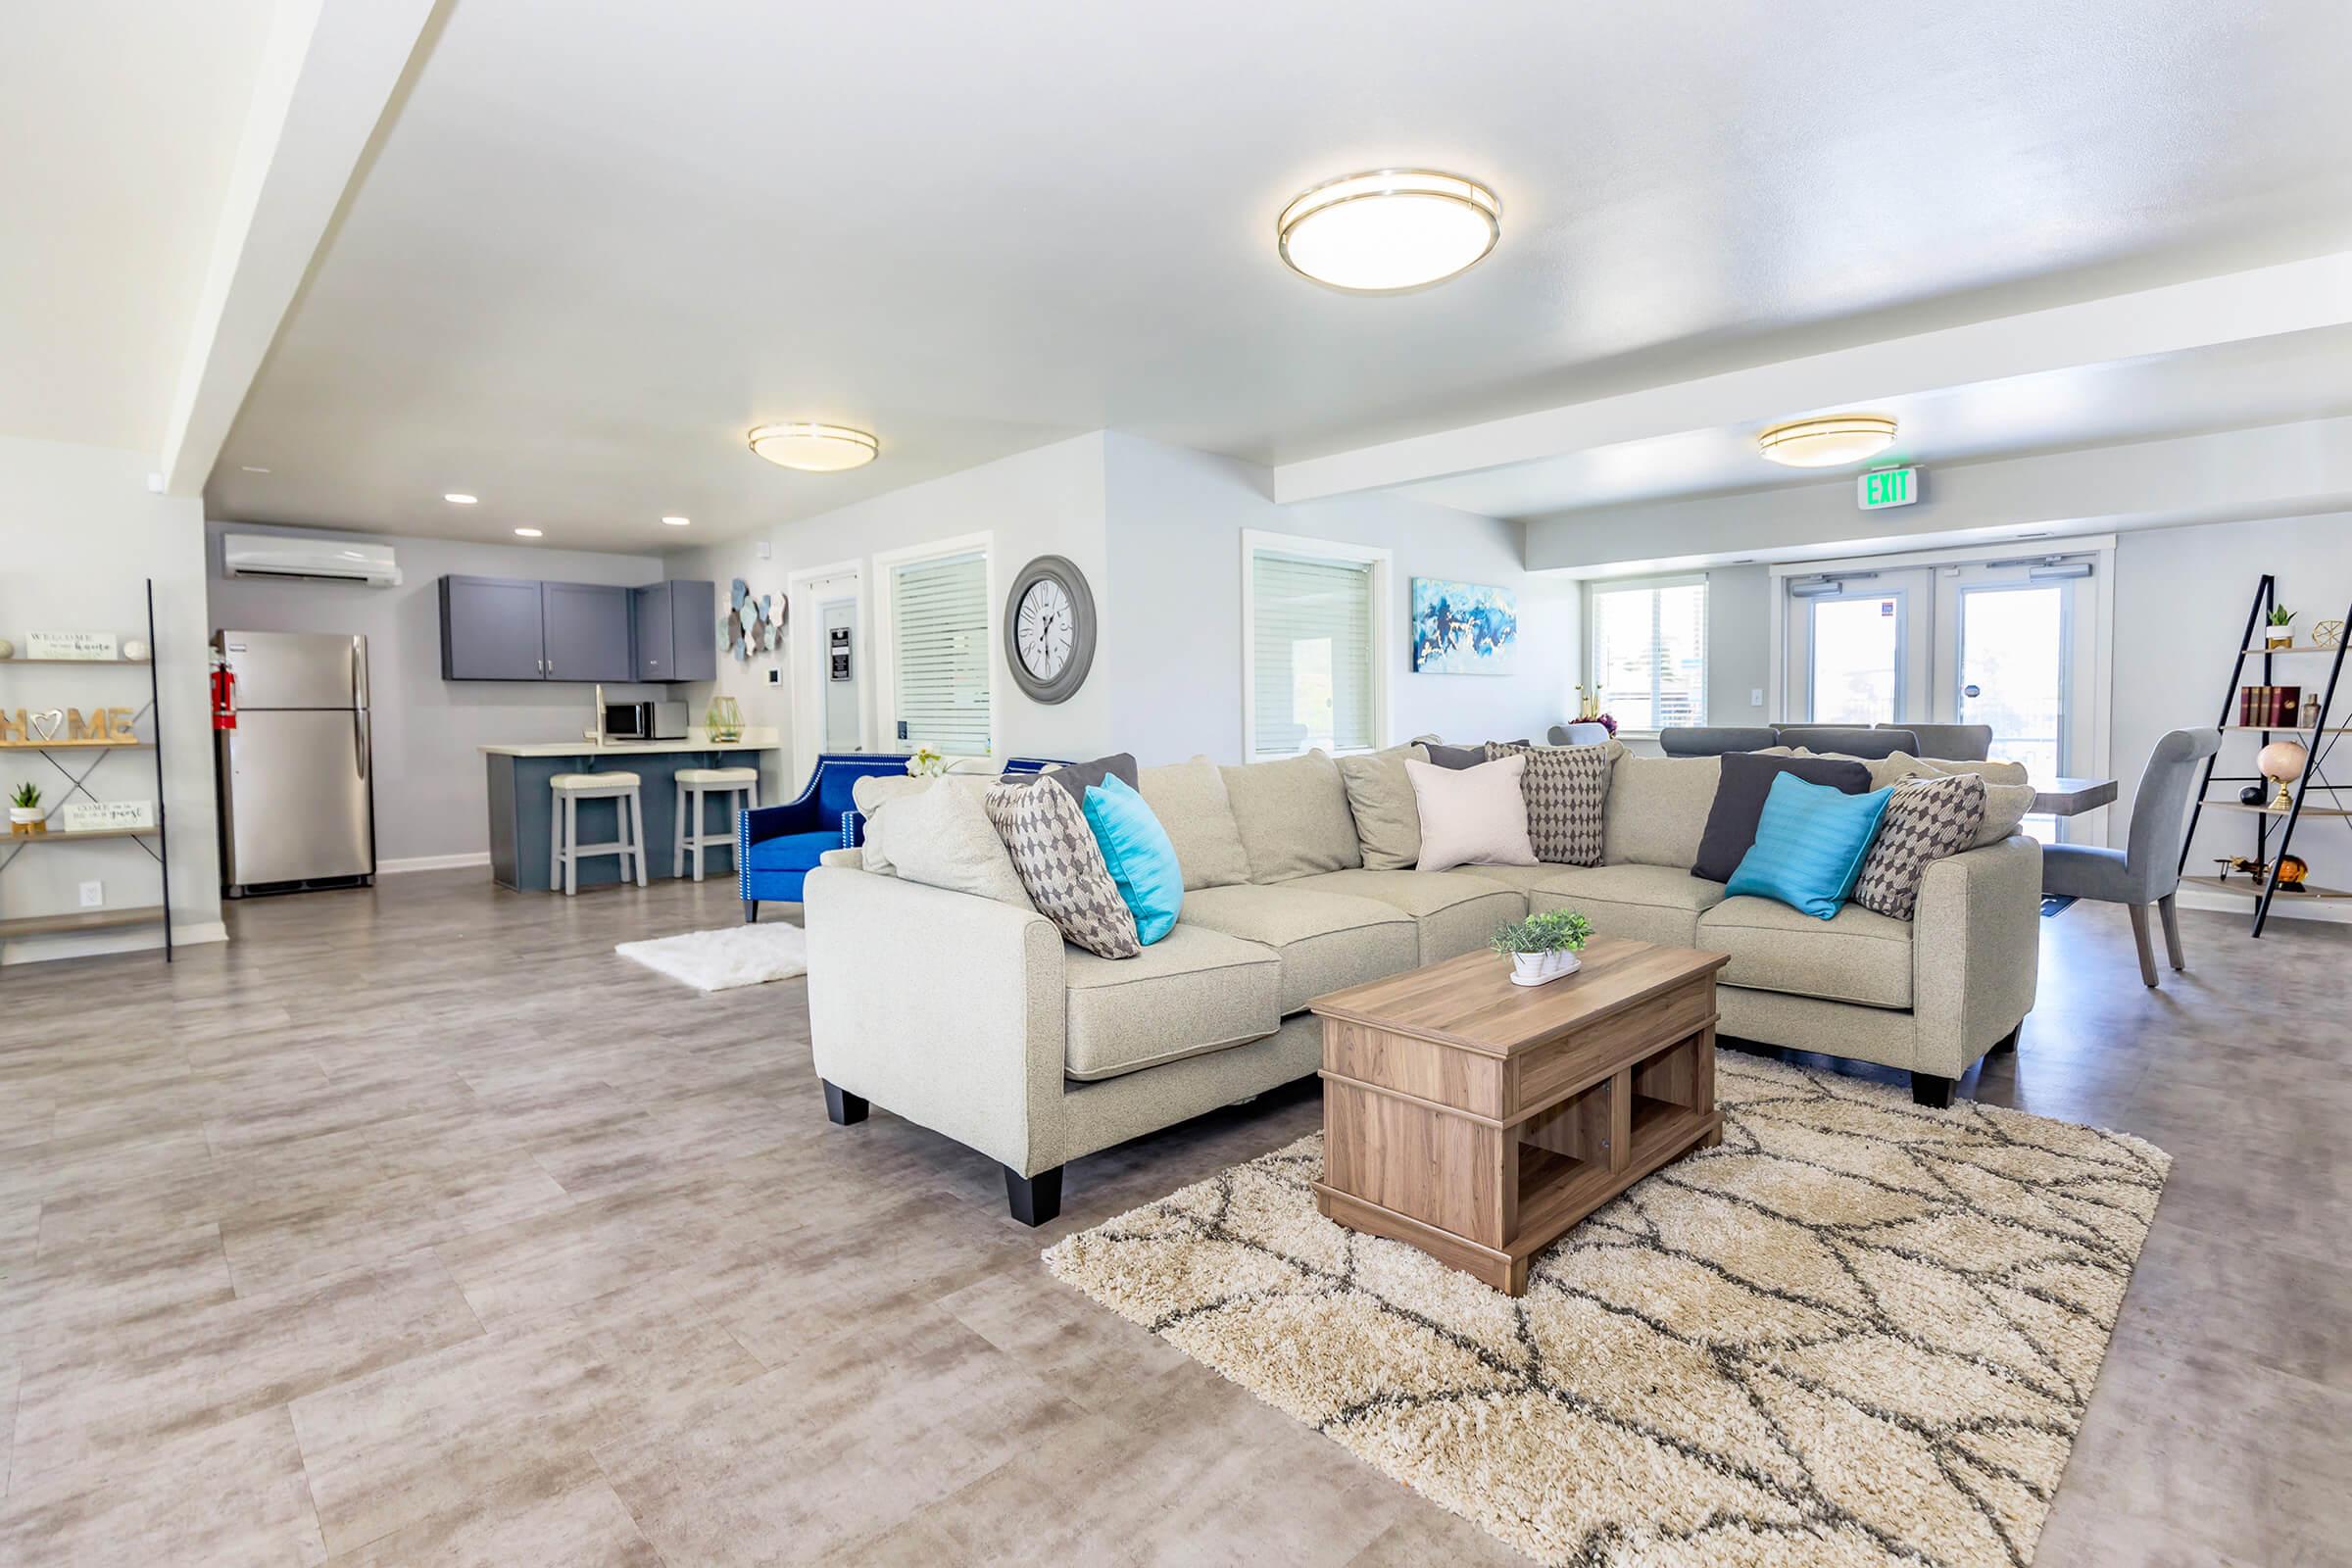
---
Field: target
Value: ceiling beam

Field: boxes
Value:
[1271,251,2352,505]
[157,0,439,497]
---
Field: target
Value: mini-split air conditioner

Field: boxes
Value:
[221,533,402,587]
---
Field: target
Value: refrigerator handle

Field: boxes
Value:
[355,710,368,781]
[352,637,368,711]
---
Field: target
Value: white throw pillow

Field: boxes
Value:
[873,776,1036,910]
[1407,755,1538,872]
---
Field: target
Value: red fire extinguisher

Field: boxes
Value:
[212,660,237,731]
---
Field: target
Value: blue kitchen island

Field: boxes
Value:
[481,737,781,891]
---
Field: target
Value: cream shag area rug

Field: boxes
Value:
[1046,1054,2169,1568]
[615,921,808,991]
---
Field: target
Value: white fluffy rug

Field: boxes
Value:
[615,921,809,992]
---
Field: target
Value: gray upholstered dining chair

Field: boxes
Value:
[1876,722,1993,760]
[1658,725,1777,757]
[1773,724,1920,759]
[2039,727,2222,988]
[1546,721,1613,747]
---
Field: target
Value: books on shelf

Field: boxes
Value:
[2237,685,2303,727]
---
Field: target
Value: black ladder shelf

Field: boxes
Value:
[2177,573,2351,937]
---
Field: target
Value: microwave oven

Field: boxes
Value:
[603,701,689,741]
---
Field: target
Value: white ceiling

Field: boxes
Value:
[204,0,2352,550]
[0,0,277,451]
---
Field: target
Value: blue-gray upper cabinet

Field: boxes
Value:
[439,574,547,680]
[540,582,635,683]
[633,579,715,682]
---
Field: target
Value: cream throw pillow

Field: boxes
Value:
[1136,757,1253,890]
[873,777,1036,910]
[1406,755,1537,872]
[1336,744,1430,870]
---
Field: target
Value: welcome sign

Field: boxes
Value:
[25,631,119,661]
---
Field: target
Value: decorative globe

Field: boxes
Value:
[0,637,13,660]
[2258,740,2310,782]
[122,637,151,662]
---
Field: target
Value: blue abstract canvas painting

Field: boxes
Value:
[1412,578,1519,674]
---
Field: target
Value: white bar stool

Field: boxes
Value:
[674,765,760,881]
[550,771,647,895]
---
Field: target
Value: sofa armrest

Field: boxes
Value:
[804,865,1069,1176]
[817,847,861,869]
[1911,834,2041,1076]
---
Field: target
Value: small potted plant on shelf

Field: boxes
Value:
[1491,907,1593,987]
[9,781,42,836]
[2267,606,2298,650]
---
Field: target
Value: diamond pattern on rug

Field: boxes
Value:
[1045,1054,2169,1568]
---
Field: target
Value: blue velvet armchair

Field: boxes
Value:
[738,755,1062,919]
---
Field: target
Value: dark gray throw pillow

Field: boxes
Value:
[1422,740,1529,770]
[1035,752,1139,804]
[1690,752,1873,883]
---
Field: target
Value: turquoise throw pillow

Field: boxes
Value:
[1081,774,1183,945]
[1725,772,1894,920]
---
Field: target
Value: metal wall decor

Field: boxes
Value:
[723,579,783,662]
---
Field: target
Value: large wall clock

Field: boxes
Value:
[1004,554,1096,705]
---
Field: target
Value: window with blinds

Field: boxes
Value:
[1591,578,1708,732]
[889,551,991,756]
[1249,547,1377,758]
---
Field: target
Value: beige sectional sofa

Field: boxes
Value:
[805,748,2040,1224]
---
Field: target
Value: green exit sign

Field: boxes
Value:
[1858,466,1918,510]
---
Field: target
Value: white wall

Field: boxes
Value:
[204,520,669,866]
[1,436,221,961]
[1102,433,1580,764]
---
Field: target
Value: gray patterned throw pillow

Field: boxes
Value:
[1485,742,1610,866]
[984,778,1142,958]
[1853,772,1987,920]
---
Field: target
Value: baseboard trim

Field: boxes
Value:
[2174,888,2350,925]
[0,917,228,966]
[379,853,491,875]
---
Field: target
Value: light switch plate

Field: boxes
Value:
[79,879,103,907]
[1750,688,1764,708]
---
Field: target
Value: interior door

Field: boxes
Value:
[1783,568,1933,722]
[1932,558,2099,838]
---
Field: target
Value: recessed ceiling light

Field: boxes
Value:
[241,465,271,474]
[445,493,478,505]
[1756,415,1898,468]
[514,527,542,538]
[748,423,880,472]
[662,515,691,527]
[1277,170,1501,293]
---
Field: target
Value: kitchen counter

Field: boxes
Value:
[480,732,782,891]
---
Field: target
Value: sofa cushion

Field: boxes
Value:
[1864,755,2035,847]
[984,779,1141,959]
[745,830,839,873]
[1486,741,1610,866]
[1698,896,1915,1009]
[1522,862,1728,949]
[1220,751,1362,883]
[1282,868,1527,964]
[1178,882,1417,1014]
[1136,758,1252,891]
[871,775,1036,910]
[1603,753,1721,867]
[1690,752,1872,883]
[1062,923,1283,1081]
[1335,744,1429,869]
[1407,755,1537,872]
[1853,772,1986,920]
[1725,774,1894,920]
[1082,774,1182,943]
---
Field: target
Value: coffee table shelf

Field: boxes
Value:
[1310,940,1728,1297]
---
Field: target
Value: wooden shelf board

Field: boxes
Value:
[0,906,166,939]
[2240,646,2345,657]
[0,740,152,750]
[2202,801,2352,817]
[2181,875,2351,902]
[0,658,148,666]
[4,826,159,844]
[2221,725,2352,734]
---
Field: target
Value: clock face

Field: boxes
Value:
[1015,577,1075,680]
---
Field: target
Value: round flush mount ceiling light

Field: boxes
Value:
[1756,414,1898,468]
[444,492,478,505]
[1277,170,1501,293]
[513,527,542,538]
[748,422,879,472]
[662,515,691,527]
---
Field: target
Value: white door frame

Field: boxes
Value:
[786,558,870,781]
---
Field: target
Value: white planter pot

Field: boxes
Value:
[1509,948,1583,987]
[9,807,44,833]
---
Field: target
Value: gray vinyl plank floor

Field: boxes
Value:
[0,869,2345,1564]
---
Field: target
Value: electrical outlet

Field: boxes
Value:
[79,879,103,908]
[1750,688,1765,708]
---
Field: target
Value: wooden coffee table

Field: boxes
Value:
[1308,938,1728,1296]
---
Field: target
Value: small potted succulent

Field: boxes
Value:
[1492,907,1593,987]
[9,781,42,835]
[2266,606,2297,650]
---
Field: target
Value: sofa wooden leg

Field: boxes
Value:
[1911,1072,1956,1108]
[744,900,760,924]
[1004,1165,1062,1227]
[822,1081,867,1126]
[1988,1023,2021,1055]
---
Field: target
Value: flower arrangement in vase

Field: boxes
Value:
[1491,907,1593,987]
[905,746,949,779]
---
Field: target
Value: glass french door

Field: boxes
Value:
[1784,569,1933,726]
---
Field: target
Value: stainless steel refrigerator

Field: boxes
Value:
[214,630,376,897]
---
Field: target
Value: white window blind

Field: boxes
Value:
[890,551,991,756]
[1592,579,1707,732]
[1250,549,1375,757]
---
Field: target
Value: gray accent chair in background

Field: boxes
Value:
[1658,726,1777,757]
[2039,727,2222,987]
[1877,722,1993,760]
[1547,721,1614,746]
[1772,725,1921,759]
